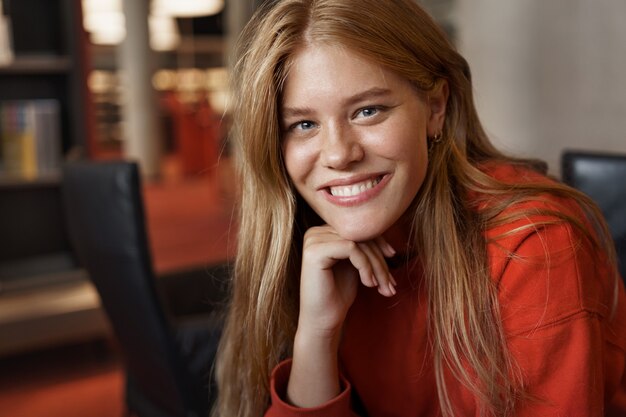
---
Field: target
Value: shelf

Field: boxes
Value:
[0,0,100,357]
[0,56,72,74]
[0,276,109,356]
[0,174,61,189]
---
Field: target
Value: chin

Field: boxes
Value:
[330,221,389,243]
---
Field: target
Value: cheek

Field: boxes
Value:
[282,140,316,184]
[387,128,429,195]
[409,141,429,186]
[372,132,428,170]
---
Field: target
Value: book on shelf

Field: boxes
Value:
[0,99,61,180]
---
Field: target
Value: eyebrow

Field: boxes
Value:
[281,87,393,119]
[345,87,393,106]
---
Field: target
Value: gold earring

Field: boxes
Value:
[428,132,443,152]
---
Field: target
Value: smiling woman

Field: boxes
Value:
[281,44,438,242]
[212,1,626,417]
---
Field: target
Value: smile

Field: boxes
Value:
[328,176,382,197]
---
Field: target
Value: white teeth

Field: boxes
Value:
[329,177,381,197]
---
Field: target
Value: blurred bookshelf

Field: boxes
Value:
[0,99,62,180]
[0,56,72,74]
[0,0,93,183]
[0,0,104,357]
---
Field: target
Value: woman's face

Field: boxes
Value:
[280,44,446,242]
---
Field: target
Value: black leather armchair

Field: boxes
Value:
[62,161,225,417]
[562,150,626,281]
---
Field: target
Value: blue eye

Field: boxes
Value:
[290,120,316,131]
[359,107,378,117]
[355,106,385,119]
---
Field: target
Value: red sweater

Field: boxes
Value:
[265,165,626,416]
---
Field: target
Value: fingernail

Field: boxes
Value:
[372,273,379,287]
[386,243,397,257]
[389,273,397,286]
[389,283,396,296]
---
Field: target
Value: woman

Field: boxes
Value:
[213,0,626,416]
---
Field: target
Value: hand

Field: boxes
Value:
[297,224,397,339]
[287,224,397,407]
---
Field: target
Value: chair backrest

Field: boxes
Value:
[62,161,207,417]
[562,150,626,280]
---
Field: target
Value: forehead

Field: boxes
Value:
[281,43,411,106]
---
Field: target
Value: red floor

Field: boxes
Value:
[145,155,238,274]
[0,159,237,417]
[0,342,124,417]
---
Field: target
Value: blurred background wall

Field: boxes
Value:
[454,0,626,175]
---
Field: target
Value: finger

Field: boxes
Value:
[305,235,377,288]
[366,240,397,288]
[357,242,396,297]
[340,242,378,289]
[374,235,396,258]
[373,237,398,286]
[303,226,395,294]
[321,239,380,290]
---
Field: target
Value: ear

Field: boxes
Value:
[426,80,449,136]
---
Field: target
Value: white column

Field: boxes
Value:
[119,0,162,177]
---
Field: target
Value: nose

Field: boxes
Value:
[319,123,364,170]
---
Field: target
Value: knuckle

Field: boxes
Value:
[345,240,358,251]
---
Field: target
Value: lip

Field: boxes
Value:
[318,172,388,189]
[319,172,391,207]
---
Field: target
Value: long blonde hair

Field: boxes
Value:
[213,1,619,416]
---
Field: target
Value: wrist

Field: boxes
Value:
[288,329,342,407]
[294,324,341,351]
